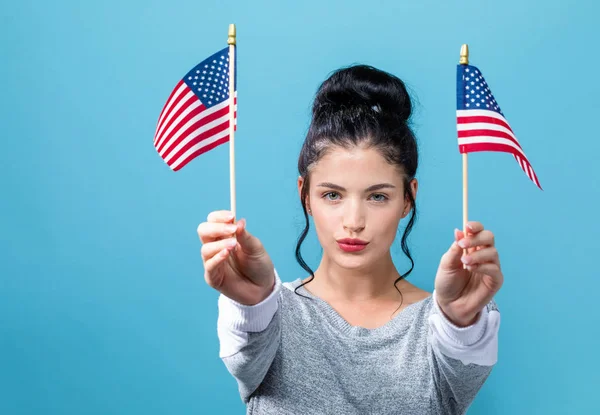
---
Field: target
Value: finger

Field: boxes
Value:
[461,223,484,256]
[464,262,502,277]
[455,228,465,241]
[207,210,235,223]
[197,222,238,243]
[201,238,237,261]
[458,230,495,250]
[461,246,499,267]
[235,218,264,254]
[465,221,484,234]
[203,247,230,276]
[440,229,465,268]
[455,228,473,263]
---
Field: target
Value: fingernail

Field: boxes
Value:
[458,239,469,248]
[461,255,470,264]
[226,239,237,247]
[226,225,237,233]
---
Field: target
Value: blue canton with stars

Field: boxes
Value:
[183,47,236,109]
[456,64,503,116]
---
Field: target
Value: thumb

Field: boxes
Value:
[235,218,264,254]
[440,228,465,269]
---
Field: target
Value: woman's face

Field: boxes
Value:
[299,144,417,271]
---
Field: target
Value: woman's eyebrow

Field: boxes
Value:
[365,183,396,191]
[316,182,396,191]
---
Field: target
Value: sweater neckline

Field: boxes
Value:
[285,278,432,338]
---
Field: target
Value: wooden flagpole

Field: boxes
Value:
[459,44,469,265]
[228,24,237,220]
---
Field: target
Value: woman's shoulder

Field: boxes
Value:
[282,277,304,292]
[279,278,317,307]
[403,286,432,304]
[275,278,332,328]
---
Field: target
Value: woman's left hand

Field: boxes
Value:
[434,221,504,327]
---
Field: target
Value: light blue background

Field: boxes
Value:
[2,0,598,413]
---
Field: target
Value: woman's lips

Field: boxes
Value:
[336,238,368,252]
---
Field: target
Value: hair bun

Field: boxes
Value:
[314,65,412,123]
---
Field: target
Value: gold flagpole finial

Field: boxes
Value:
[228,23,236,45]
[459,44,469,65]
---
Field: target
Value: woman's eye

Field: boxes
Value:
[370,193,388,202]
[324,192,340,200]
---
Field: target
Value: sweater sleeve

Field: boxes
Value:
[216,269,282,402]
[427,291,501,414]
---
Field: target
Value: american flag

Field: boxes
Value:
[456,64,541,189]
[154,47,237,171]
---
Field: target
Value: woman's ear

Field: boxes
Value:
[297,176,303,199]
[404,178,418,215]
[410,178,418,202]
[297,176,311,215]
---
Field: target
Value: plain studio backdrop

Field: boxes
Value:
[2,0,598,413]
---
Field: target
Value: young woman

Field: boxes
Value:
[197,65,502,414]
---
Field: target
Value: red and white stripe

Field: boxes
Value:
[154,80,237,171]
[457,109,542,189]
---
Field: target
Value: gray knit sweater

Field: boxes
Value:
[216,270,500,414]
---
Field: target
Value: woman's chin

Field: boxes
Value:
[332,253,375,271]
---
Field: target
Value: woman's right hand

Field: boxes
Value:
[197,210,276,306]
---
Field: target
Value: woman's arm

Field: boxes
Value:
[428,221,503,413]
[428,292,500,414]
[429,292,500,414]
[217,270,283,402]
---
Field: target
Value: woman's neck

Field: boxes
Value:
[307,252,407,303]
